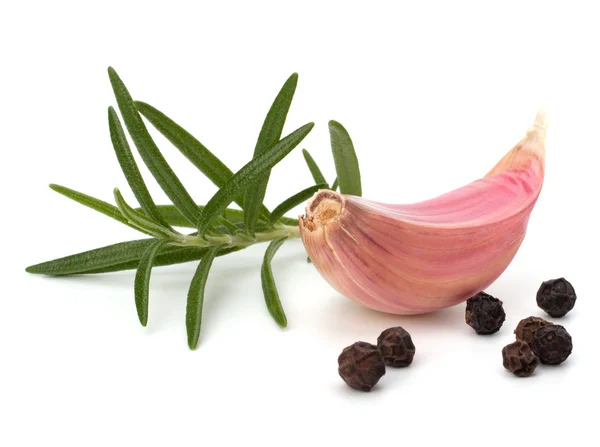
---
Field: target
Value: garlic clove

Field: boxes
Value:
[300,111,547,314]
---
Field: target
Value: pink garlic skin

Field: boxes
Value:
[300,113,546,315]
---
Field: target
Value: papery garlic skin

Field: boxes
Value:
[300,112,546,314]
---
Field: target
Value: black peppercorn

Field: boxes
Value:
[531,324,573,365]
[465,292,506,334]
[502,340,540,377]
[338,341,386,391]
[377,326,415,367]
[514,316,553,346]
[536,278,577,317]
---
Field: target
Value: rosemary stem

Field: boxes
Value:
[172,224,300,249]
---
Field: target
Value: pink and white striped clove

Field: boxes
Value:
[300,111,547,314]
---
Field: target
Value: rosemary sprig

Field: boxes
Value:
[26,68,361,348]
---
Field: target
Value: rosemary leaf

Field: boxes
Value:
[88,246,245,274]
[108,107,172,229]
[197,122,314,236]
[214,216,239,234]
[148,204,199,228]
[47,185,256,239]
[233,222,267,233]
[134,101,270,219]
[185,246,219,349]
[269,184,327,225]
[114,188,177,239]
[26,240,244,276]
[328,120,362,196]
[244,73,298,234]
[108,67,200,225]
[261,237,288,327]
[136,204,298,229]
[134,101,233,192]
[134,239,168,326]
[146,205,242,228]
[302,149,328,185]
[278,216,299,226]
[86,245,192,274]
[330,177,339,191]
[25,239,158,275]
[49,184,154,236]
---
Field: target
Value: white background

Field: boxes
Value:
[1,1,599,446]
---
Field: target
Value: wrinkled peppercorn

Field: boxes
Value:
[377,326,416,367]
[338,341,386,391]
[536,278,577,317]
[514,316,554,346]
[502,340,540,377]
[531,325,573,365]
[465,292,506,334]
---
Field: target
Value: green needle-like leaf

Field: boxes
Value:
[50,186,277,237]
[197,122,314,236]
[108,67,200,225]
[186,246,219,349]
[269,184,327,225]
[114,188,177,239]
[148,204,199,228]
[134,101,234,192]
[49,184,154,236]
[26,239,158,275]
[328,120,362,196]
[134,239,168,326]
[277,216,299,227]
[214,216,239,234]
[133,205,297,229]
[134,101,270,220]
[25,240,244,276]
[261,237,288,327]
[330,177,339,191]
[108,106,172,229]
[85,246,244,274]
[302,149,327,185]
[150,205,243,228]
[244,73,298,234]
